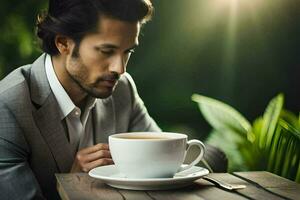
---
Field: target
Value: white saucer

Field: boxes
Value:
[88,165,209,190]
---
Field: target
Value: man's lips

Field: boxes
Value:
[100,79,118,88]
[95,73,120,88]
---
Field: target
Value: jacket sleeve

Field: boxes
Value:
[124,73,161,132]
[0,101,45,200]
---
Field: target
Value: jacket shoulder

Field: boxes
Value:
[0,65,31,103]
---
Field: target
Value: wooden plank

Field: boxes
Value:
[194,182,248,200]
[268,188,300,200]
[117,190,153,200]
[147,178,247,200]
[57,181,71,200]
[56,173,124,200]
[56,172,297,200]
[204,173,286,200]
[147,185,206,200]
[234,171,300,200]
[233,171,300,188]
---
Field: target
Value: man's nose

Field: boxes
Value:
[109,56,126,75]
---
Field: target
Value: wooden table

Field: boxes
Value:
[56,171,300,200]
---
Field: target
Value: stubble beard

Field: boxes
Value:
[67,54,116,99]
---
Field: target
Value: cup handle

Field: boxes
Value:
[177,139,206,172]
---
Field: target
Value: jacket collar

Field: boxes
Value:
[31,54,74,172]
[30,53,52,106]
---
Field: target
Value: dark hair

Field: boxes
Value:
[36,0,153,55]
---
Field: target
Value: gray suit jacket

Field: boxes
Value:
[0,54,160,199]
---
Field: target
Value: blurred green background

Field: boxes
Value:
[0,0,299,140]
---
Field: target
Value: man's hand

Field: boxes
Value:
[70,143,114,173]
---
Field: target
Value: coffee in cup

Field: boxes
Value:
[109,132,205,179]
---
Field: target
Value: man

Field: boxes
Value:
[0,0,160,199]
[0,0,227,199]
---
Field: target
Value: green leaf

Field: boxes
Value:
[267,119,300,182]
[191,94,252,138]
[206,129,248,171]
[252,117,263,145]
[278,120,300,181]
[281,136,295,178]
[192,93,300,182]
[296,162,300,183]
[280,110,300,131]
[273,129,289,175]
[259,93,284,150]
[279,119,300,140]
[287,140,299,180]
[267,124,282,172]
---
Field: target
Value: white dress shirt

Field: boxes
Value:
[45,54,97,151]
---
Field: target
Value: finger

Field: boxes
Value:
[85,150,112,162]
[80,143,109,154]
[84,158,114,172]
[93,143,109,151]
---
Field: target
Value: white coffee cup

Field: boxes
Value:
[109,132,206,179]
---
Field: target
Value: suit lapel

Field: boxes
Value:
[30,54,74,172]
[93,97,116,144]
[33,94,74,172]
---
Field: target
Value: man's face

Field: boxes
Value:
[66,16,140,99]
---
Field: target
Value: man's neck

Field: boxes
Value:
[51,55,87,108]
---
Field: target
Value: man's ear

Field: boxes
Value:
[55,35,74,55]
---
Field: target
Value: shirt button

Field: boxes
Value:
[74,111,80,116]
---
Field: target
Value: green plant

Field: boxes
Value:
[192,93,300,182]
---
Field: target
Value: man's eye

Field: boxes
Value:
[101,50,114,55]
